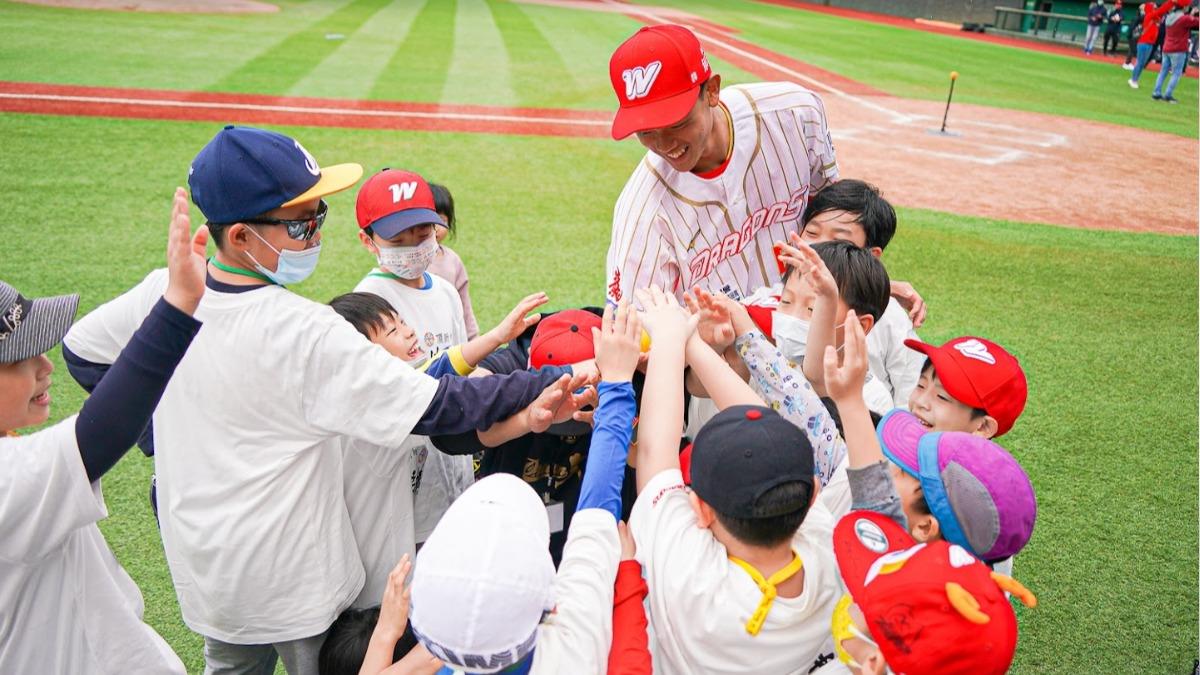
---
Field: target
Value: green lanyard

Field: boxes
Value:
[209,257,274,285]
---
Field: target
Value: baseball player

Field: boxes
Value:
[605,24,838,306]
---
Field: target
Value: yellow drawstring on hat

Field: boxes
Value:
[728,552,804,635]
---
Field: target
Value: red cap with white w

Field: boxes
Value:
[609,24,712,140]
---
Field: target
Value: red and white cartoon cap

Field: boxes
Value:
[609,24,712,140]
[355,168,443,239]
[905,336,1028,436]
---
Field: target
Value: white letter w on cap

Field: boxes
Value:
[622,61,662,101]
[953,339,996,365]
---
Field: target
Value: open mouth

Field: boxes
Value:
[31,390,51,407]
[665,144,688,161]
[406,345,423,360]
[914,414,933,429]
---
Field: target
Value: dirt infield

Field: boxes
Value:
[10,0,277,12]
[2,79,1192,235]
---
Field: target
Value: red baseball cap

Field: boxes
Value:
[609,24,712,140]
[834,511,1034,675]
[529,309,602,369]
[905,336,1027,436]
[355,168,443,239]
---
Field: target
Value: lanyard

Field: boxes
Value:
[728,551,804,636]
[209,257,274,284]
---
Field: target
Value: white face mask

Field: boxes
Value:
[376,238,437,279]
[772,312,811,364]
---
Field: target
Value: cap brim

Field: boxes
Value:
[833,510,914,598]
[611,86,701,140]
[370,207,444,239]
[876,409,924,476]
[281,162,364,208]
[0,293,80,364]
[904,338,985,410]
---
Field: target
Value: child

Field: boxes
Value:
[829,510,1037,674]
[795,179,925,407]
[62,126,582,673]
[904,336,1028,439]
[320,556,441,675]
[406,300,642,673]
[628,285,906,674]
[352,168,496,548]
[327,291,596,609]
[0,188,204,674]
[426,182,479,339]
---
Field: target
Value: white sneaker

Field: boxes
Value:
[1122,63,1135,70]
[1128,78,1139,89]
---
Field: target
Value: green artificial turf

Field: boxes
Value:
[0,0,1196,672]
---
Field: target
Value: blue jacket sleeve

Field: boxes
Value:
[74,298,201,482]
[63,344,156,457]
[412,365,570,436]
[576,381,636,521]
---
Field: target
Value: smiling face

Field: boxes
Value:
[800,209,880,257]
[0,353,54,432]
[907,365,995,437]
[634,77,723,173]
[367,313,423,363]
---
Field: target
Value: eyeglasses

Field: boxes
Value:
[242,200,328,241]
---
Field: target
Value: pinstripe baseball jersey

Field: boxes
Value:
[606,82,838,304]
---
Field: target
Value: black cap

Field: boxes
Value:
[690,405,815,519]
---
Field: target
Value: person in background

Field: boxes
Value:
[1103,0,1125,56]
[427,182,479,339]
[1130,1,1176,87]
[1152,0,1199,102]
[1085,0,1108,55]
[1124,1,1146,68]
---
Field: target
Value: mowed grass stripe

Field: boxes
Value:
[369,0,457,103]
[209,0,393,96]
[485,0,580,109]
[288,0,428,100]
[442,0,516,107]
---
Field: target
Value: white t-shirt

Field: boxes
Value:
[64,269,441,644]
[0,417,185,674]
[343,433,473,610]
[530,509,621,675]
[867,299,923,409]
[607,82,838,304]
[630,469,841,675]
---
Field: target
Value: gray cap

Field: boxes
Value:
[0,281,79,364]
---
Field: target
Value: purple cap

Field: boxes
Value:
[877,411,1037,561]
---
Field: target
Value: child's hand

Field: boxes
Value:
[822,310,869,404]
[635,285,698,346]
[778,233,837,301]
[163,187,209,316]
[490,292,549,344]
[377,555,413,643]
[526,373,598,432]
[618,521,636,561]
[383,643,443,675]
[593,298,643,383]
[685,288,735,351]
[889,280,927,328]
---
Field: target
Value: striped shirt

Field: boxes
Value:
[607,82,838,304]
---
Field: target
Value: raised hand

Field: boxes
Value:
[822,310,869,404]
[890,280,927,328]
[635,285,698,346]
[593,298,643,383]
[780,232,837,301]
[685,287,735,350]
[163,187,209,316]
[377,555,413,644]
[385,643,443,675]
[491,292,548,344]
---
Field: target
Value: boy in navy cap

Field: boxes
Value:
[63,126,591,675]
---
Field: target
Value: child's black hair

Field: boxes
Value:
[810,240,891,323]
[429,182,456,232]
[802,179,897,251]
[328,292,399,339]
[318,607,418,675]
[713,481,813,547]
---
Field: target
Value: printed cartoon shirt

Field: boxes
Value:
[735,329,845,486]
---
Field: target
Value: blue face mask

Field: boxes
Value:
[245,227,321,286]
